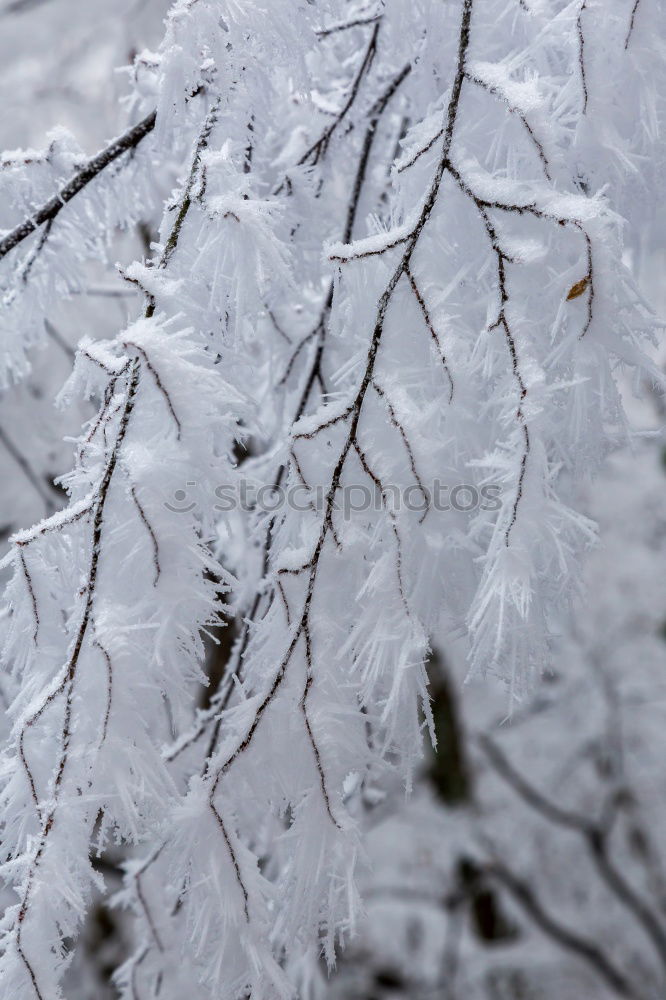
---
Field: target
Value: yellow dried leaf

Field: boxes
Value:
[566,277,589,301]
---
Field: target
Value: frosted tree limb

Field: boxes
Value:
[480,735,666,975]
[0,110,156,261]
[487,859,643,1000]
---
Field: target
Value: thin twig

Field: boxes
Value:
[487,860,642,999]
[316,14,382,37]
[464,70,551,181]
[371,379,430,522]
[405,264,454,401]
[130,486,160,586]
[156,102,219,275]
[0,424,57,514]
[93,634,113,748]
[577,1,588,114]
[298,23,380,167]
[480,735,666,973]
[625,0,641,48]
[123,342,181,438]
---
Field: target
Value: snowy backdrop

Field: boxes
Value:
[0,2,665,998]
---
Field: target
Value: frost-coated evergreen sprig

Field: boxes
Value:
[0,0,663,997]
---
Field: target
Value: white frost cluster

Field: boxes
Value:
[0,0,663,997]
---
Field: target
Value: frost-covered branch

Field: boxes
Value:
[0,111,157,262]
[0,0,663,996]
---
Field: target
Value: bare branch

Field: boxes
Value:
[578,1,588,114]
[480,735,666,973]
[353,440,411,618]
[93,634,113,749]
[479,734,594,831]
[371,379,430,522]
[487,860,642,1000]
[316,14,382,37]
[405,264,454,401]
[0,424,57,514]
[300,669,341,828]
[625,0,641,48]
[130,486,160,587]
[123,341,181,439]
